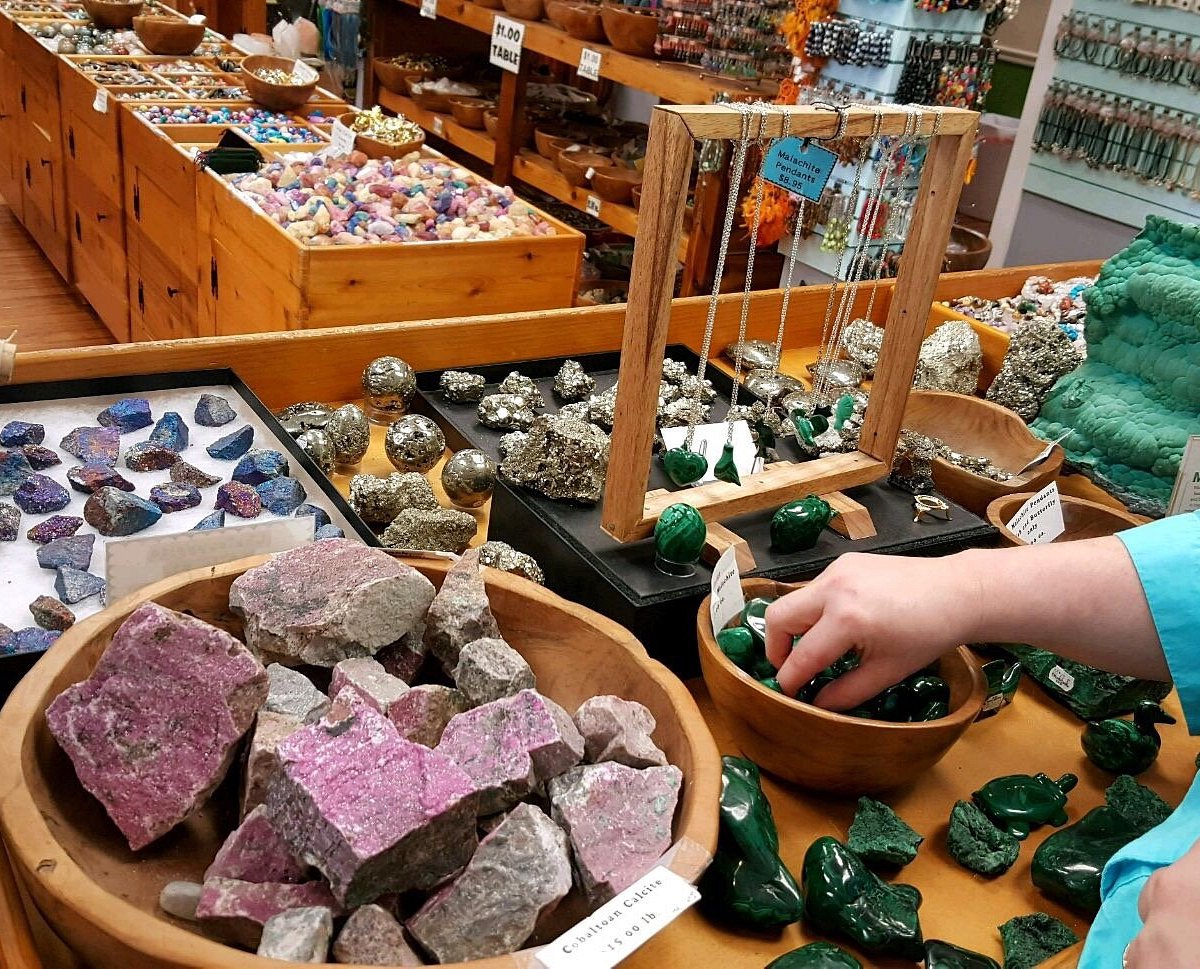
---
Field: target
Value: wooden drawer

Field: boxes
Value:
[128,228,198,342]
[18,61,70,281]
[57,59,120,143]
[65,154,124,252]
[63,109,122,207]
[74,243,130,343]
[0,48,22,221]
[120,112,197,276]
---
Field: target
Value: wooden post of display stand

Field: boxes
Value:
[600,103,979,544]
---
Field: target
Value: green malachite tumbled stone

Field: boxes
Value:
[998,913,1078,969]
[662,445,708,487]
[770,495,837,553]
[972,772,1078,840]
[1082,700,1176,775]
[717,627,757,673]
[714,442,741,485]
[801,837,924,961]
[766,942,862,969]
[759,676,783,692]
[700,756,804,929]
[653,502,706,575]
[924,939,1000,969]
[740,597,774,651]
[1031,806,1141,915]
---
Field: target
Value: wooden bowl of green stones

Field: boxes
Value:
[698,578,987,795]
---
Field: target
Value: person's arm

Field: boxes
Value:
[764,536,1168,710]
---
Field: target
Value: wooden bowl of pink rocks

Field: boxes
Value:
[0,544,720,969]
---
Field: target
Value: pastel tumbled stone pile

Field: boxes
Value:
[227,153,557,246]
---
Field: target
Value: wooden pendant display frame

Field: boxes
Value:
[601,103,980,543]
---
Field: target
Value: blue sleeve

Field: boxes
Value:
[1116,510,1200,734]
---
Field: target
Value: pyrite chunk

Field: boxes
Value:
[440,370,487,404]
[501,414,609,504]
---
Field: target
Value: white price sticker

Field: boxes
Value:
[327,117,357,159]
[535,867,701,969]
[1048,665,1076,693]
[585,194,602,217]
[1006,481,1065,545]
[420,0,437,17]
[92,88,108,114]
[1167,435,1200,516]
[489,15,525,73]
[578,47,602,81]
[710,545,745,635]
[432,115,445,136]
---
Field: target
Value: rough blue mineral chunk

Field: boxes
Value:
[315,523,345,540]
[60,426,121,464]
[3,627,61,656]
[195,393,237,427]
[21,445,62,470]
[0,421,45,447]
[192,509,226,531]
[207,425,254,460]
[37,534,96,572]
[54,567,106,605]
[148,412,190,452]
[97,398,153,433]
[124,442,181,473]
[83,487,162,536]
[67,464,136,494]
[0,501,19,541]
[150,483,202,512]
[14,474,71,514]
[0,449,34,496]
[294,503,331,528]
[232,449,289,486]
[256,476,307,515]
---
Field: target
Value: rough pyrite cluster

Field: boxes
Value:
[501,413,610,504]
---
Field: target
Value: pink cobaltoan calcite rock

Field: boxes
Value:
[45,602,268,851]
[266,698,480,907]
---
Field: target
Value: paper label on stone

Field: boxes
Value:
[93,88,108,113]
[586,194,602,216]
[490,15,525,73]
[1006,481,1064,545]
[1167,436,1200,516]
[709,546,744,634]
[660,421,755,485]
[420,0,437,18]
[106,517,314,602]
[1048,665,1076,693]
[578,47,602,81]
[1016,431,1071,476]
[761,137,836,202]
[535,866,700,969]
[328,119,356,159]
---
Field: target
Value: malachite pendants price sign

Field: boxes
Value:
[762,137,837,202]
[490,15,525,73]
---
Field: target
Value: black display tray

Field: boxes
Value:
[417,348,997,675]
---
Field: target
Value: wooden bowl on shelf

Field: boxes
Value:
[591,166,641,204]
[600,3,659,57]
[987,493,1143,547]
[534,126,576,159]
[699,577,987,795]
[448,95,491,130]
[483,108,534,146]
[557,147,613,187]
[337,112,424,160]
[240,54,317,112]
[372,57,430,96]
[0,556,720,969]
[133,15,204,54]
[80,0,143,26]
[944,223,994,273]
[902,390,1066,516]
[556,1,605,41]
[501,0,544,18]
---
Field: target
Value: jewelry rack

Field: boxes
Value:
[600,103,979,543]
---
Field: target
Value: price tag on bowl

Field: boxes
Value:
[585,194,602,217]
[1006,481,1065,545]
[92,88,108,114]
[420,0,437,17]
[490,15,525,73]
[710,545,745,634]
[1167,435,1200,516]
[762,136,837,202]
[578,47,602,81]
[328,117,356,159]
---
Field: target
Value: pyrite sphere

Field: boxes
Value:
[362,356,417,424]
[295,429,335,475]
[326,403,371,469]
[441,449,497,508]
[653,502,706,577]
[384,415,445,474]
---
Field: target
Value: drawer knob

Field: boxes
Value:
[166,286,181,298]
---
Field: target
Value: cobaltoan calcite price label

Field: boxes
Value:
[490,15,525,73]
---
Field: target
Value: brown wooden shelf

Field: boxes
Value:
[377,89,497,165]
[392,0,776,105]
[513,151,638,234]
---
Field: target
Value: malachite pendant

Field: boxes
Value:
[653,502,707,576]
[714,442,741,485]
[770,495,838,553]
[792,413,817,446]
[663,445,708,487]
[754,418,776,457]
[833,393,856,431]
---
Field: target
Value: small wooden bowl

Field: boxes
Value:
[133,15,204,54]
[944,223,993,273]
[557,147,612,187]
[600,4,659,57]
[337,112,424,160]
[372,57,429,96]
[448,96,490,130]
[535,126,576,159]
[902,390,1065,516]
[483,108,534,146]
[81,0,143,27]
[591,166,641,204]
[699,578,987,795]
[557,2,605,41]
[0,556,720,969]
[987,493,1142,546]
[240,54,317,112]
[501,0,544,18]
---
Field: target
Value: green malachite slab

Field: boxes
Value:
[1031,805,1141,915]
[662,446,708,487]
[972,773,1078,840]
[1082,700,1176,775]
[766,942,862,969]
[653,502,706,566]
[801,837,924,961]
[700,756,804,929]
[925,939,1001,969]
[713,442,741,485]
[770,495,837,553]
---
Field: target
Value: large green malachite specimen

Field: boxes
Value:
[801,837,924,961]
[998,913,1078,969]
[847,797,924,868]
[1031,806,1141,915]
[1082,701,1176,775]
[946,801,1021,876]
[972,773,1077,839]
[924,939,1001,969]
[700,756,804,929]
[770,495,838,553]
[766,942,862,969]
